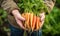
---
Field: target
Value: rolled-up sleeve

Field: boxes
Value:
[44,0,56,14]
[0,0,20,14]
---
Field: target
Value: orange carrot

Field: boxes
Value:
[30,13,34,29]
[32,15,36,31]
[26,13,30,29]
[35,16,40,31]
[38,17,41,30]
[22,13,31,30]
[22,13,26,18]
[22,13,27,29]
[22,12,41,31]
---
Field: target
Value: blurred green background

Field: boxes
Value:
[0,0,60,36]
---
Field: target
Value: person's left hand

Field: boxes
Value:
[39,12,45,29]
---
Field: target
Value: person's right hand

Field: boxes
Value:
[12,10,27,30]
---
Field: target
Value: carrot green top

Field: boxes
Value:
[18,0,48,15]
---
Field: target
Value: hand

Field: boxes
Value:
[39,12,45,29]
[12,10,26,30]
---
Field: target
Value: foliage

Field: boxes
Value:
[0,9,7,26]
[42,7,60,36]
[17,0,48,15]
[56,0,60,5]
[0,9,8,33]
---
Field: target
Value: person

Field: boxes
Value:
[0,0,56,36]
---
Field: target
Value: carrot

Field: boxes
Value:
[32,15,36,31]
[26,13,30,30]
[22,12,41,31]
[22,13,25,26]
[22,13,27,29]
[38,17,41,30]
[22,13,26,18]
[35,16,40,31]
[22,13,31,30]
[30,13,34,30]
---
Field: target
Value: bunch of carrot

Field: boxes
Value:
[22,12,41,31]
[18,0,47,31]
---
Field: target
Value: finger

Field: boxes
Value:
[18,15,25,21]
[41,20,44,25]
[15,17,27,30]
[39,21,44,30]
[40,12,45,21]
[14,13,25,21]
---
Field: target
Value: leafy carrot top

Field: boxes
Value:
[18,0,48,16]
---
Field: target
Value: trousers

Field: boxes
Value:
[9,24,42,36]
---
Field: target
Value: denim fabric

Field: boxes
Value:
[9,25,24,36]
[31,29,42,36]
[9,25,42,36]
